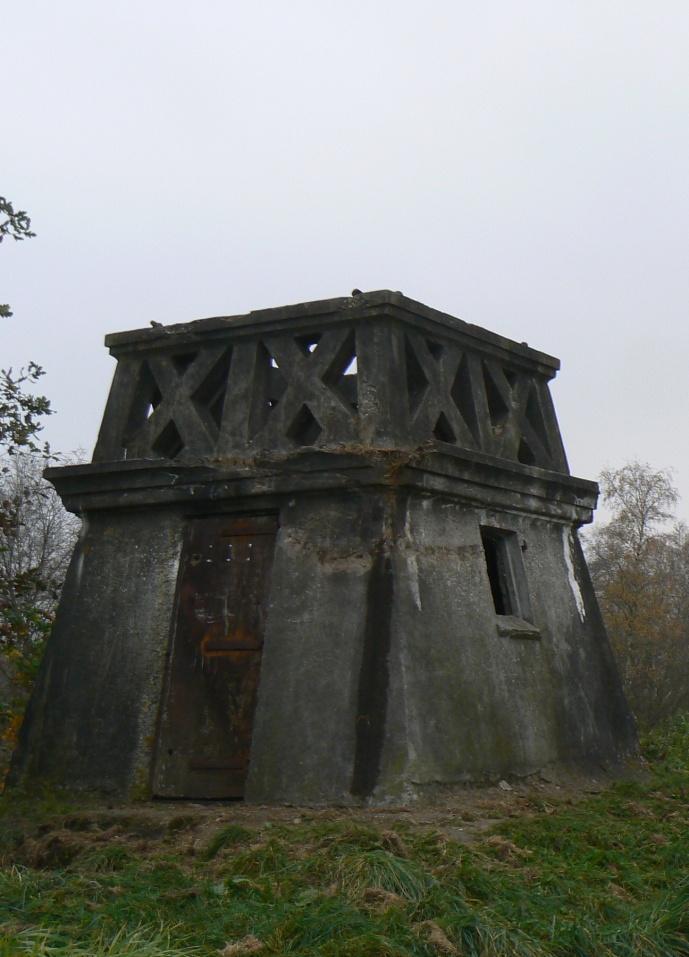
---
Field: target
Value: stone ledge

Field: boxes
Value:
[46,444,597,524]
[496,615,542,639]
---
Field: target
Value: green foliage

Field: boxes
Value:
[0,197,55,782]
[0,198,35,244]
[0,367,50,456]
[0,195,35,321]
[641,710,689,772]
[0,450,59,778]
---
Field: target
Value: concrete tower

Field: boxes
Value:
[12,291,637,803]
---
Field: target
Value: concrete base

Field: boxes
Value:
[12,451,637,803]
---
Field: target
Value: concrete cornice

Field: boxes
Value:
[47,445,597,524]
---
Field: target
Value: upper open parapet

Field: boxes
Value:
[93,290,569,474]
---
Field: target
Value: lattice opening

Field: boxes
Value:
[450,354,480,444]
[146,387,162,420]
[518,438,536,465]
[152,420,184,459]
[122,362,163,453]
[247,344,287,439]
[286,404,322,446]
[322,331,358,411]
[405,338,429,416]
[192,347,233,430]
[294,333,322,355]
[525,385,551,453]
[262,345,287,410]
[172,352,198,375]
[433,412,456,444]
[426,338,444,360]
[482,362,509,427]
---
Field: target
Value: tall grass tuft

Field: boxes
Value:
[333,848,433,902]
[200,823,253,861]
[0,923,203,957]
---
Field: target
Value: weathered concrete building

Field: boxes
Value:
[13,291,636,803]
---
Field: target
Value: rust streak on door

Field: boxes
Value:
[153,514,277,798]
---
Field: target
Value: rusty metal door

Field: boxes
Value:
[153,514,277,798]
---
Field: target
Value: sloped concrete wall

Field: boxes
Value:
[12,510,184,795]
[245,492,376,803]
[377,496,635,801]
[245,489,636,804]
[13,481,635,803]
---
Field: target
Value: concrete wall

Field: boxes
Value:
[376,496,635,800]
[245,491,376,803]
[12,509,184,795]
[13,485,636,803]
[245,490,636,803]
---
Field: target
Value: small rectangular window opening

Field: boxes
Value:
[480,526,533,624]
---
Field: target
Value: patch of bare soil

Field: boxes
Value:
[0,770,618,868]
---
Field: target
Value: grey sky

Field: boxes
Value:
[5,1,689,522]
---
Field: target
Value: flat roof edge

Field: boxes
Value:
[103,290,560,371]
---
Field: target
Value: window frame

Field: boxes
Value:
[479,525,540,639]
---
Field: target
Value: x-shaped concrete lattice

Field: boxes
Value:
[126,346,231,458]
[248,328,358,445]
[404,330,555,467]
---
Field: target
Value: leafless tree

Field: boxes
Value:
[0,453,80,607]
[0,452,81,702]
[586,461,689,727]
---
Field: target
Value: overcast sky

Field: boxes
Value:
[4,1,689,524]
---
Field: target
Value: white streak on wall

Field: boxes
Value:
[407,553,422,611]
[73,516,89,588]
[403,508,422,611]
[562,526,586,622]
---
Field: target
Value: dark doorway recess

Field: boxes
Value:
[153,514,277,799]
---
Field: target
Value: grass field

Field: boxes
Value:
[1,717,688,957]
